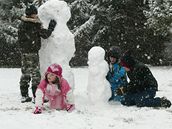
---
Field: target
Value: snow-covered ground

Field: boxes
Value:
[0,67,172,129]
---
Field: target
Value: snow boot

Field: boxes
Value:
[161,97,171,108]
[108,90,115,101]
[108,96,114,101]
[21,96,32,103]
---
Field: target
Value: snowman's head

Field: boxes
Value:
[88,46,105,65]
[38,0,71,28]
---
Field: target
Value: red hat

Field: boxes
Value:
[120,50,136,69]
[46,63,62,77]
[120,60,130,69]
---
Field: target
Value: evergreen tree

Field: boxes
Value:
[68,0,93,66]
[145,0,172,36]
[0,0,172,67]
[0,0,24,67]
[69,0,169,66]
[144,0,172,65]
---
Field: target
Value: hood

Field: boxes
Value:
[45,63,62,78]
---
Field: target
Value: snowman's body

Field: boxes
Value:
[38,0,75,89]
[87,46,111,104]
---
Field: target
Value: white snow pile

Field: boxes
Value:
[0,67,172,129]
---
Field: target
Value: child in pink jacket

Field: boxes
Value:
[33,63,75,114]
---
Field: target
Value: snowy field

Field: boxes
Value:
[0,67,172,129]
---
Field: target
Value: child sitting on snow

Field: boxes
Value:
[33,63,75,114]
[106,46,128,102]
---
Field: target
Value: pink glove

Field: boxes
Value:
[33,107,42,114]
[66,104,75,113]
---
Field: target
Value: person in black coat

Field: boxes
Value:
[18,4,57,103]
[116,50,171,108]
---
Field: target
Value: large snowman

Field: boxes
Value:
[38,0,75,89]
[87,46,111,104]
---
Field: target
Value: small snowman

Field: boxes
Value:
[87,46,111,104]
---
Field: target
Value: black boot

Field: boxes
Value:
[161,97,171,108]
[108,90,115,101]
[21,95,32,103]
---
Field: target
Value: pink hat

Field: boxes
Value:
[46,63,62,77]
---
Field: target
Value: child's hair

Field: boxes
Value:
[45,73,59,83]
[45,74,61,89]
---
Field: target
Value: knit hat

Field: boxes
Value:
[120,50,136,69]
[25,5,38,16]
[46,63,62,78]
[108,46,121,59]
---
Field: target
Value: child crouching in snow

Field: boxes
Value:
[33,63,75,114]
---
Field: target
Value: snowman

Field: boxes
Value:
[38,0,75,89]
[87,46,111,104]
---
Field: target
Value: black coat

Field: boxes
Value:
[18,20,52,53]
[126,61,158,93]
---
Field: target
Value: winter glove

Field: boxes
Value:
[115,86,127,96]
[66,104,75,113]
[33,106,42,114]
[48,19,57,31]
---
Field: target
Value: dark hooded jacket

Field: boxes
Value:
[18,19,53,53]
[120,51,158,94]
[125,60,158,94]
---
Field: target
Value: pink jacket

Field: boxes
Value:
[35,64,74,111]
[37,78,71,110]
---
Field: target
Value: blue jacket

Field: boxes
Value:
[106,63,127,101]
